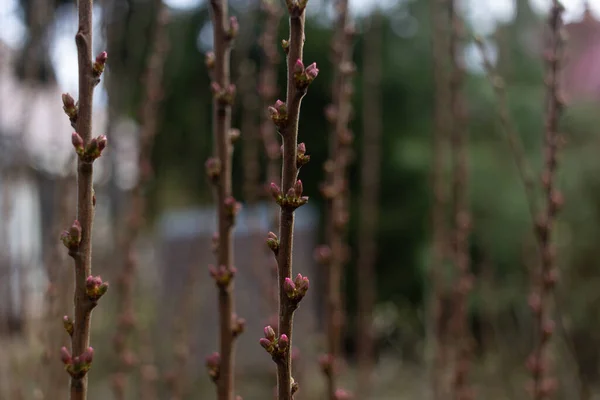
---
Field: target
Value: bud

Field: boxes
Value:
[93,51,108,78]
[294,180,303,197]
[294,273,309,296]
[60,347,72,365]
[293,59,304,75]
[80,347,94,364]
[205,52,215,69]
[264,325,276,341]
[205,352,221,381]
[229,128,241,144]
[205,157,221,182]
[297,142,306,155]
[270,182,282,201]
[71,132,84,154]
[281,39,289,53]
[283,277,296,296]
[97,135,108,152]
[305,62,319,80]
[259,337,273,351]
[278,334,289,350]
[63,315,74,336]
[85,275,109,301]
[209,264,237,287]
[61,220,82,250]
[266,232,279,254]
[224,196,241,219]
[228,16,239,39]
[232,314,246,338]
[62,93,75,109]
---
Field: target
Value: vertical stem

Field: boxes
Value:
[111,3,169,399]
[208,1,236,399]
[322,0,354,397]
[448,1,472,398]
[356,11,382,400]
[70,1,99,399]
[529,2,565,398]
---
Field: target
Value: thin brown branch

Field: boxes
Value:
[258,1,317,399]
[319,0,355,398]
[356,11,382,400]
[61,1,109,399]
[528,2,565,398]
[110,3,169,399]
[206,1,240,399]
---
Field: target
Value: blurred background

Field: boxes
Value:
[2,0,600,399]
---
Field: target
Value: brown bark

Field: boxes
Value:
[207,0,237,398]
[69,0,102,398]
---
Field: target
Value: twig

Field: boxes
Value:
[59,1,109,399]
[110,3,169,399]
[527,2,566,398]
[205,1,242,399]
[259,1,318,398]
[318,0,355,397]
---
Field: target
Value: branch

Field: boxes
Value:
[205,1,242,399]
[528,2,565,398]
[259,1,318,398]
[318,0,356,398]
[110,2,170,398]
[59,1,109,399]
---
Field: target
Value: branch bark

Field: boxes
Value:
[206,1,239,399]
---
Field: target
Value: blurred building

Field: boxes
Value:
[0,40,108,335]
[156,203,322,373]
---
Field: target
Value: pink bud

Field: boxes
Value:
[69,220,82,242]
[293,59,304,75]
[72,132,84,150]
[305,62,319,80]
[229,16,239,37]
[86,275,95,288]
[270,182,282,199]
[80,347,94,364]
[268,106,278,118]
[62,93,75,108]
[264,325,276,340]
[297,142,306,155]
[294,180,303,196]
[95,51,108,64]
[274,99,286,113]
[284,277,296,295]
[205,352,221,368]
[259,337,272,350]
[60,346,72,364]
[97,135,107,151]
[278,334,289,350]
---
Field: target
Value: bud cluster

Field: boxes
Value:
[60,220,82,250]
[60,346,94,379]
[211,82,237,106]
[209,264,237,288]
[269,180,309,210]
[283,273,309,304]
[85,275,109,302]
[296,142,310,168]
[259,326,289,359]
[292,59,319,90]
[72,132,108,163]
